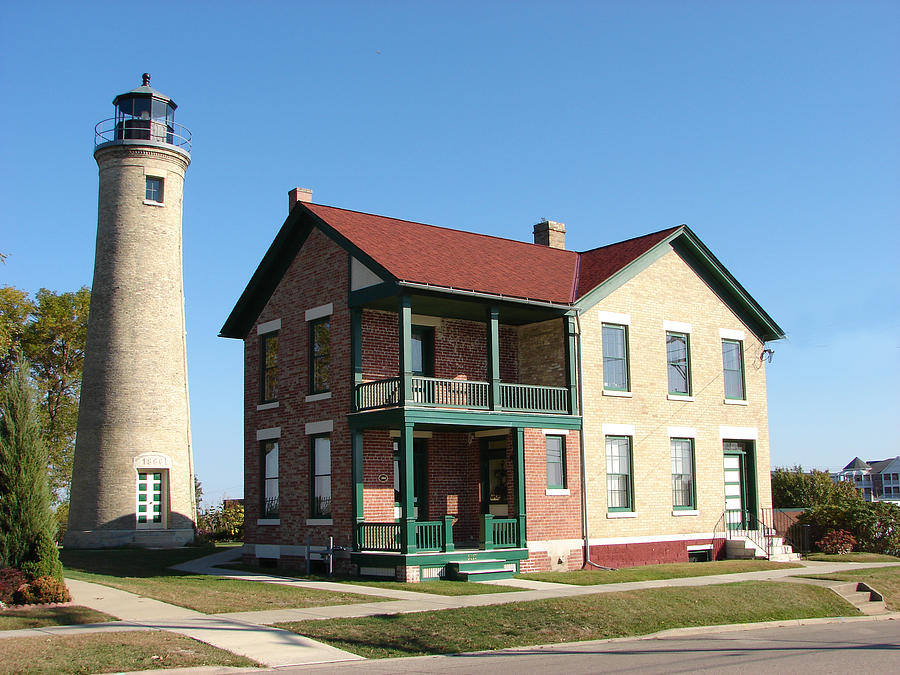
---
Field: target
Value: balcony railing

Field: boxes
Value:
[355,376,569,414]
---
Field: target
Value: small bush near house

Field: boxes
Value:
[196,502,244,542]
[817,529,856,555]
[13,575,71,605]
[0,567,28,605]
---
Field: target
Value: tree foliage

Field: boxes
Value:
[771,465,862,508]
[0,285,89,503]
[0,356,64,581]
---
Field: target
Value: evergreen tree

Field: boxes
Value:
[0,355,63,580]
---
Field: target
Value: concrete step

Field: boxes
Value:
[455,568,515,582]
[830,582,887,615]
[446,559,515,582]
[768,552,802,562]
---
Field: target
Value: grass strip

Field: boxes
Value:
[0,631,257,674]
[0,605,116,631]
[224,565,517,596]
[517,559,802,585]
[806,553,900,563]
[62,547,385,613]
[801,566,900,610]
[276,580,856,659]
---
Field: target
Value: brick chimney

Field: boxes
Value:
[533,219,566,249]
[288,187,313,213]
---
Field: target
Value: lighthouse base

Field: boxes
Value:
[63,528,196,549]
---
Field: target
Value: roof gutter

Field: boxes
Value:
[397,281,574,311]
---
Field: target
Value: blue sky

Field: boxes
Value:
[2,1,897,506]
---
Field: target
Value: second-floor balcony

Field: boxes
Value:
[355,375,570,414]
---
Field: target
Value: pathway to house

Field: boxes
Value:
[2,548,898,669]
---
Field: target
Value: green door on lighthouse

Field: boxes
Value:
[136,472,164,528]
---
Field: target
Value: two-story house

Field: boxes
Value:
[220,188,785,581]
[833,457,900,503]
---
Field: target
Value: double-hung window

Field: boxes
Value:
[606,436,633,511]
[260,332,278,403]
[311,435,332,517]
[602,323,629,391]
[145,176,163,203]
[671,438,695,509]
[546,435,566,489]
[666,332,691,395]
[309,318,330,394]
[261,440,279,518]
[722,339,745,400]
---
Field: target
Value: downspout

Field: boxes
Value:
[575,310,615,570]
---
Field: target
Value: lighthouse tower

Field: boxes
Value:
[66,75,196,548]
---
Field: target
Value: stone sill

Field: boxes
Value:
[257,519,280,526]
[724,399,749,406]
[672,509,699,516]
[603,390,633,398]
[142,200,165,207]
[305,392,332,402]
[545,488,570,496]
[607,511,637,519]
[667,394,695,402]
[257,401,279,411]
[306,518,333,526]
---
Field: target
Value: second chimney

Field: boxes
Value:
[533,219,566,249]
[288,187,313,213]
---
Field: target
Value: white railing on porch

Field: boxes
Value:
[356,376,569,414]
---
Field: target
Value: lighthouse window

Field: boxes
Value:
[145,177,164,203]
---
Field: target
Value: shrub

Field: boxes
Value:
[20,531,64,581]
[0,567,28,605]
[816,529,856,554]
[13,575,71,605]
[196,502,244,542]
[800,500,900,555]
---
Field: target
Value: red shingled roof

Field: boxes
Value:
[306,203,581,304]
[576,227,681,298]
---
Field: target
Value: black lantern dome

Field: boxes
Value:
[95,74,191,155]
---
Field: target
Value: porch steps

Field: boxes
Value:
[446,559,515,582]
[725,536,802,562]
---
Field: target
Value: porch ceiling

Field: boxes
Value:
[359,288,571,325]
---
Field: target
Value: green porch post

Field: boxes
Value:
[351,429,364,551]
[398,295,412,405]
[486,306,501,410]
[564,315,579,415]
[513,427,527,548]
[442,515,455,552]
[398,421,417,553]
[350,308,363,412]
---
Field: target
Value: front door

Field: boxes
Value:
[393,439,428,520]
[724,441,755,529]
[136,471,166,529]
[481,438,509,517]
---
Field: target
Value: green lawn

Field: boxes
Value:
[517,559,802,585]
[61,547,386,614]
[225,564,517,596]
[276,580,856,659]
[802,566,900,610]
[806,552,900,563]
[0,631,257,674]
[0,606,116,631]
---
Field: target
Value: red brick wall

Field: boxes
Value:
[361,311,518,382]
[523,428,582,542]
[586,538,726,568]
[243,227,354,552]
[362,430,394,522]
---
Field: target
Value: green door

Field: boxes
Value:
[481,439,509,517]
[393,439,428,520]
[724,440,756,529]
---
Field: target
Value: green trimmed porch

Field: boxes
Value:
[350,547,530,581]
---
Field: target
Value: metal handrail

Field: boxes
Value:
[94,117,192,152]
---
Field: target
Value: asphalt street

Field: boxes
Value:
[277,618,899,674]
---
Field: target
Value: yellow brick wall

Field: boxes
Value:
[580,248,773,541]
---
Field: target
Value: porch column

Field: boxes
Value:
[398,421,417,553]
[350,308,363,412]
[351,429,364,551]
[486,306,501,410]
[564,314,579,415]
[512,427,527,548]
[398,295,413,405]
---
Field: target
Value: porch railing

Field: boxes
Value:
[481,514,520,550]
[413,376,489,409]
[724,508,779,558]
[356,517,455,553]
[356,376,569,414]
[356,377,400,410]
[357,522,400,552]
[500,382,568,413]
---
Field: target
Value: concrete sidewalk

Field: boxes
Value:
[3,553,897,670]
[33,578,364,668]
